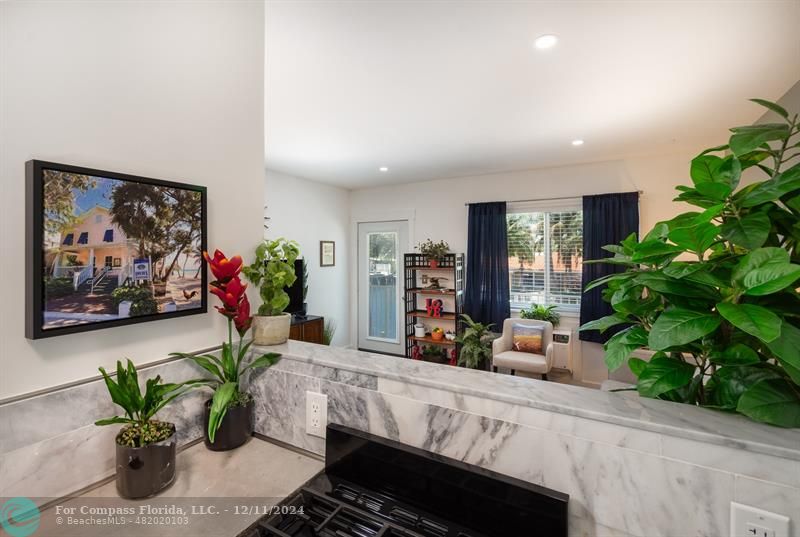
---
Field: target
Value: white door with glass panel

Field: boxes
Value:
[357,221,408,355]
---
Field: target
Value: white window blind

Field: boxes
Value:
[507,206,583,311]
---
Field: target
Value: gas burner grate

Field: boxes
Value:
[333,484,385,514]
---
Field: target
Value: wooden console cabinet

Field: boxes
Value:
[289,315,324,344]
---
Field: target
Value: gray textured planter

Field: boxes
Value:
[252,313,291,345]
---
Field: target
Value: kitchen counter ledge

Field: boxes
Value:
[35,437,324,537]
[257,340,800,461]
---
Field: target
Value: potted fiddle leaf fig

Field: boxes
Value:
[243,238,301,345]
[95,360,202,498]
[172,249,281,451]
[580,98,800,428]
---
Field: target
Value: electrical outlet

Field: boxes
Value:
[730,502,789,537]
[306,391,327,438]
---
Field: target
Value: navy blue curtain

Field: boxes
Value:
[579,192,639,343]
[465,202,510,329]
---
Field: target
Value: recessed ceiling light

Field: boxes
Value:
[571,139,584,146]
[379,167,389,172]
[534,34,558,50]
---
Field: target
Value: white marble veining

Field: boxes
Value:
[253,368,325,454]
[255,340,800,461]
[267,375,735,537]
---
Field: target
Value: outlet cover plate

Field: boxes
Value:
[730,502,790,537]
[306,391,328,438]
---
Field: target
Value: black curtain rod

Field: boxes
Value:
[464,190,642,206]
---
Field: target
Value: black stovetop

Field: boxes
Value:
[238,424,568,537]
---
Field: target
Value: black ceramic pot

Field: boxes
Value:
[203,398,254,451]
[115,430,176,499]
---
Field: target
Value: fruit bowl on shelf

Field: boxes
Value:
[431,327,445,341]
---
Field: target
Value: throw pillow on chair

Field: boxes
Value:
[512,324,543,354]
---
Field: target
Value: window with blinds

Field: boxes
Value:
[507,208,583,311]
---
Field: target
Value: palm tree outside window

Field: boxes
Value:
[506,208,583,311]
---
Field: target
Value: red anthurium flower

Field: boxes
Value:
[234,294,252,336]
[203,249,243,284]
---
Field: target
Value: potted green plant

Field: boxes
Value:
[580,98,800,428]
[322,319,337,345]
[519,303,561,327]
[416,239,450,268]
[455,314,495,369]
[95,359,202,498]
[243,238,301,345]
[172,249,281,450]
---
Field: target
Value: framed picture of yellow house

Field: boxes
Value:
[25,160,207,339]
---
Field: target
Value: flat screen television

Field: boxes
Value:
[25,160,207,339]
[285,259,305,315]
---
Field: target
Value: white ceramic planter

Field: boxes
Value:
[252,313,291,345]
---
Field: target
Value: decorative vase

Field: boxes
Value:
[429,259,439,268]
[252,313,291,345]
[203,398,254,451]
[115,428,176,499]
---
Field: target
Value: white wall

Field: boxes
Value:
[265,170,350,346]
[349,151,708,384]
[0,1,265,399]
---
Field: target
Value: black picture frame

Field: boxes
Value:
[25,160,208,339]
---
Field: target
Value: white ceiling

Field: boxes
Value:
[265,1,800,189]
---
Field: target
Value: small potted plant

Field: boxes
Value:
[172,249,281,451]
[455,314,496,370]
[95,359,202,499]
[519,303,560,327]
[416,239,450,268]
[243,238,301,345]
[431,327,445,341]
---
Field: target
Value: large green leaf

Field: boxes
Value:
[716,302,781,342]
[662,262,707,279]
[738,163,800,208]
[709,344,761,366]
[635,272,718,299]
[765,322,800,384]
[750,98,789,119]
[630,241,684,264]
[707,366,781,410]
[736,379,800,428]
[729,123,790,157]
[648,308,721,351]
[636,357,697,398]
[579,314,629,334]
[742,263,800,296]
[732,247,790,283]
[668,223,719,258]
[628,357,649,377]
[604,326,648,371]
[720,212,770,250]
[690,154,724,185]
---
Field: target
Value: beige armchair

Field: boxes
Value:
[492,319,554,379]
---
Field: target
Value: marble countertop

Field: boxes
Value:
[257,340,800,461]
[35,438,324,537]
